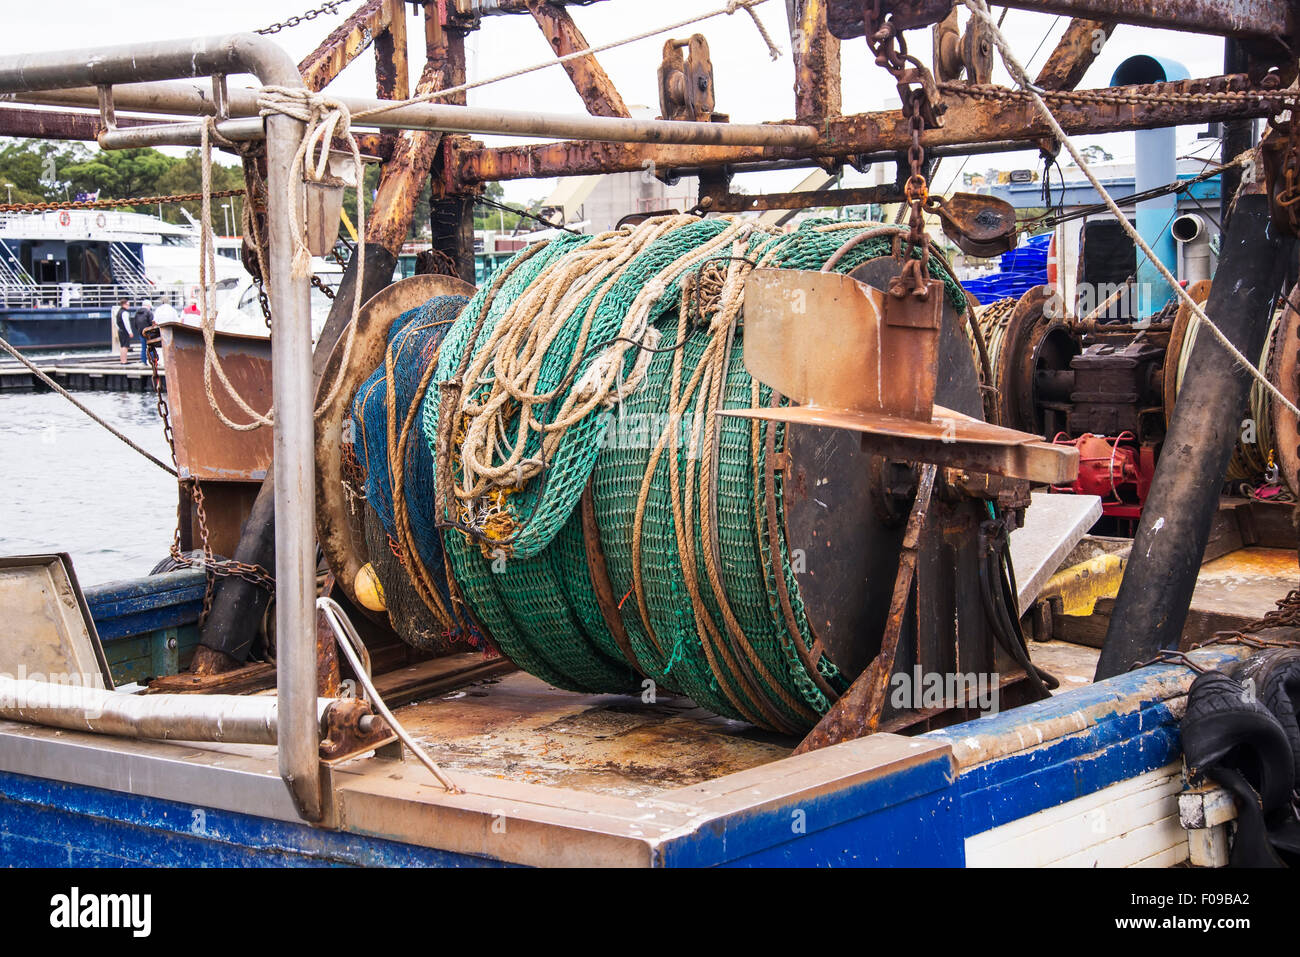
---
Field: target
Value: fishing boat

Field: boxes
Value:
[0,0,1297,877]
[0,207,250,350]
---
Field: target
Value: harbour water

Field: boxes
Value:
[0,386,176,585]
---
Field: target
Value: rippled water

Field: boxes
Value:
[0,387,177,586]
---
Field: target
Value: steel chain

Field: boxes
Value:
[0,189,244,215]
[863,0,941,296]
[254,277,273,328]
[311,273,336,300]
[942,81,1300,112]
[255,0,349,35]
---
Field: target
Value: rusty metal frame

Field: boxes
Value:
[450,72,1282,186]
[299,0,407,93]
[526,0,630,117]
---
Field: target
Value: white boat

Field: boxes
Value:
[0,206,250,350]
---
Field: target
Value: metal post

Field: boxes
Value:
[264,108,322,821]
[1095,189,1296,679]
[1221,38,1254,224]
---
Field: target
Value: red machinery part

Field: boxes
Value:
[1051,432,1155,519]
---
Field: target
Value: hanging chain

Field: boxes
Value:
[900,95,931,296]
[143,326,275,627]
[311,273,337,300]
[862,0,945,297]
[254,277,273,328]
[255,1,349,35]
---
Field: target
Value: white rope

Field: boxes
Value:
[351,0,780,121]
[257,87,367,418]
[198,119,275,431]
[193,88,370,432]
[961,0,1300,420]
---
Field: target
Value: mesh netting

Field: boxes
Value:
[350,294,478,649]
[344,216,972,730]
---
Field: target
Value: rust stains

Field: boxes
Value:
[526,0,631,118]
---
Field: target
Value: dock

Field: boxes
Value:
[0,352,161,393]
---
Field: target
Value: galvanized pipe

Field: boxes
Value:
[0,676,334,745]
[265,104,321,821]
[0,33,323,821]
[11,79,821,148]
[99,117,265,148]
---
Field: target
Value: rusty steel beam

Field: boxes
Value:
[367,19,467,255]
[454,0,606,13]
[1034,17,1115,91]
[299,0,399,93]
[374,0,411,100]
[452,73,1281,184]
[0,104,159,139]
[526,0,629,118]
[790,0,841,120]
[994,0,1291,40]
[699,182,903,214]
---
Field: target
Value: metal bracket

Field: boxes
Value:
[212,74,230,122]
[658,34,716,123]
[96,84,116,133]
[318,697,398,764]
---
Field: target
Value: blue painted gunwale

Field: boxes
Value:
[924,648,1240,840]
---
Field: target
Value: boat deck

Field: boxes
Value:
[370,640,1105,801]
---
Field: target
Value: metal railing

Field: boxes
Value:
[0,283,184,310]
[0,238,35,292]
[108,241,155,296]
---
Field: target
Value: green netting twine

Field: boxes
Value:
[415,215,968,729]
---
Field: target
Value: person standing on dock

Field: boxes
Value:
[154,296,179,329]
[132,299,153,365]
[114,297,133,365]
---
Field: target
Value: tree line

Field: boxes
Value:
[0,139,245,226]
[0,137,544,239]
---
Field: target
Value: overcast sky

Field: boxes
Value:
[0,1,1234,202]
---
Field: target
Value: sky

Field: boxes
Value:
[0,1,1235,204]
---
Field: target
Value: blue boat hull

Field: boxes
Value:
[0,309,112,351]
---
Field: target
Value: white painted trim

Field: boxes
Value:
[965,763,1190,868]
